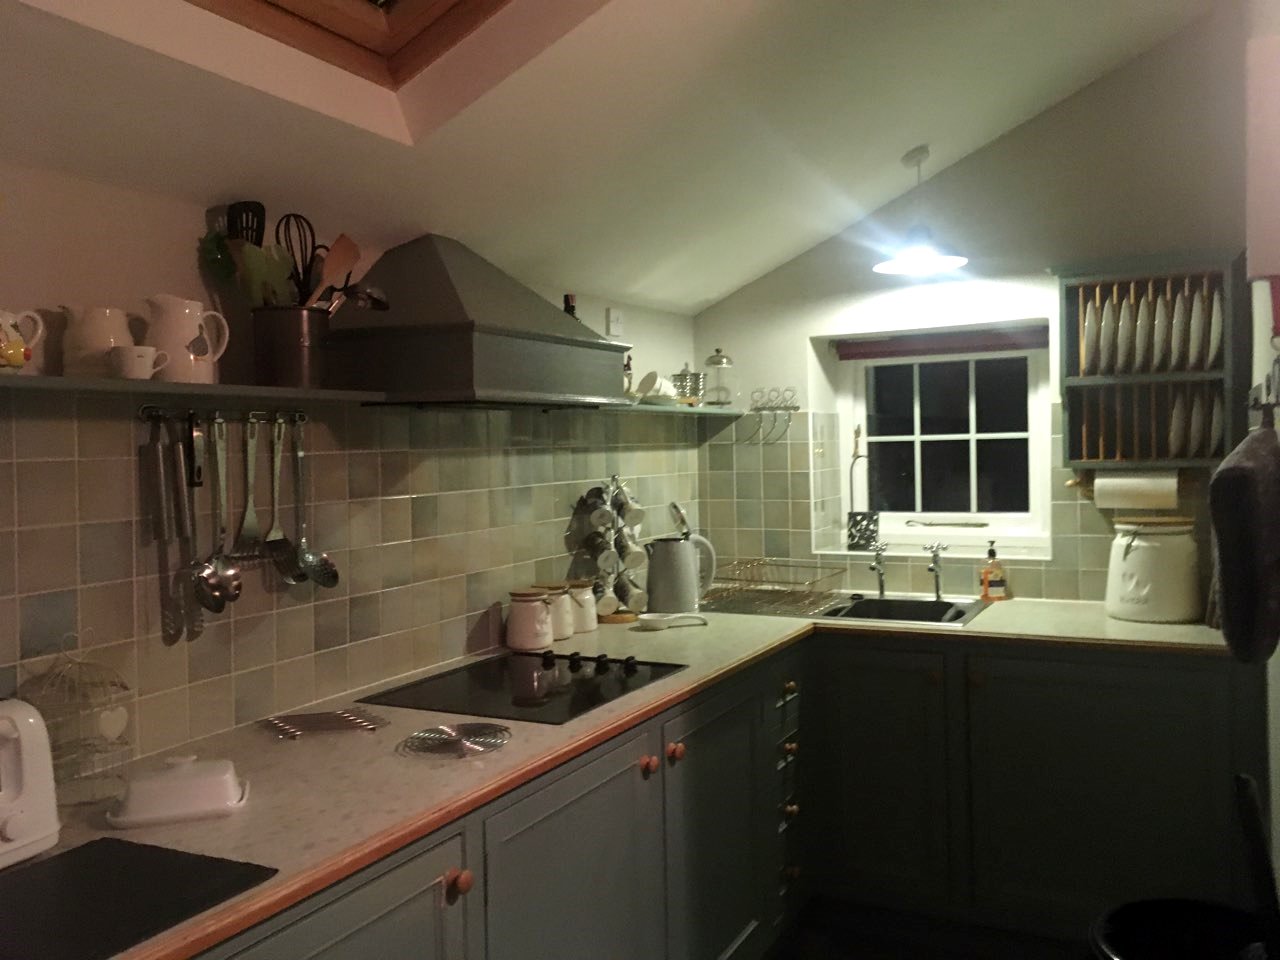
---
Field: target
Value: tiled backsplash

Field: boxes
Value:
[699,405,1213,602]
[0,392,698,761]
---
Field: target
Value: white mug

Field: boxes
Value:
[108,345,169,380]
[637,371,678,399]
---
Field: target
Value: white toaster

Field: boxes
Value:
[0,699,61,870]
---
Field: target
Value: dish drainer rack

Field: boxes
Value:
[1059,252,1249,470]
[702,558,843,616]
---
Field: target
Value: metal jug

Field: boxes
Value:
[645,534,716,613]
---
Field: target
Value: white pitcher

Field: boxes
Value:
[64,306,133,378]
[143,294,229,384]
[0,310,45,375]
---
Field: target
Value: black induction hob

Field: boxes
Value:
[360,650,687,725]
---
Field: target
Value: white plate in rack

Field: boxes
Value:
[1151,294,1170,371]
[1099,298,1117,374]
[1208,288,1224,368]
[1133,296,1153,372]
[1169,291,1189,370]
[1082,300,1100,374]
[1168,390,1187,458]
[1115,300,1134,373]
[1188,391,1206,457]
[1211,391,1224,455]
[1187,290,1207,370]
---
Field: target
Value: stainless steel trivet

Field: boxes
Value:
[261,707,390,739]
[397,723,512,758]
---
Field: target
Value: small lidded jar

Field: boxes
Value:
[704,348,738,407]
[533,582,574,641]
[568,579,598,633]
[506,589,552,651]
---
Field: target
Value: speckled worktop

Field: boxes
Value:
[45,601,1224,959]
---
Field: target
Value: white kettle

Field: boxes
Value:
[646,533,716,613]
[0,699,60,869]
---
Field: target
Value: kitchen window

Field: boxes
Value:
[847,349,1051,558]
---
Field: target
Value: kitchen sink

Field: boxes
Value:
[820,596,988,626]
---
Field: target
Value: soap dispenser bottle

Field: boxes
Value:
[980,541,1010,601]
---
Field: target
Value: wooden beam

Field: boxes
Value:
[385,0,463,56]
[184,0,395,87]
[268,0,393,54]
[387,0,515,86]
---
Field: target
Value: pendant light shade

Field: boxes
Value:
[872,145,968,278]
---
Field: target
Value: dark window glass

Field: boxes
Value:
[867,442,915,511]
[975,358,1028,433]
[867,365,913,436]
[919,362,969,435]
[977,439,1030,511]
[920,440,969,511]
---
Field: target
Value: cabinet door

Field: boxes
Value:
[484,728,663,960]
[965,654,1237,936]
[228,833,469,960]
[805,642,951,911]
[663,684,771,960]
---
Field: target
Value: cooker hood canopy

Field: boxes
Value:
[326,234,631,406]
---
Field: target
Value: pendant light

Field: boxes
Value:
[872,144,968,277]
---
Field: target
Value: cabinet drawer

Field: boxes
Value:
[227,833,469,960]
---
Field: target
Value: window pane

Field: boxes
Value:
[867,441,915,511]
[921,440,969,511]
[977,439,1029,511]
[867,365,913,436]
[975,358,1028,433]
[919,362,969,435]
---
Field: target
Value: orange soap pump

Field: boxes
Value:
[979,540,1010,601]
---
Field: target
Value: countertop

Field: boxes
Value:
[40,601,1226,959]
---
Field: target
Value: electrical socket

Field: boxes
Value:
[606,307,625,338]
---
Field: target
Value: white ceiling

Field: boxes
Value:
[0,0,1212,314]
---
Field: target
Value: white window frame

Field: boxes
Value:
[844,348,1052,561]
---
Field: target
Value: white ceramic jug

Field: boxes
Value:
[64,306,133,378]
[0,699,60,870]
[143,294,229,384]
[0,311,44,375]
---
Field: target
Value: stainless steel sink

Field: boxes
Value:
[820,596,988,626]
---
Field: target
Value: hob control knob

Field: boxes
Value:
[594,654,610,675]
[541,651,557,670]
[623,656,639,676]
[568,652,583,672]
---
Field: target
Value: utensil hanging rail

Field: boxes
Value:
[138,405,307,424]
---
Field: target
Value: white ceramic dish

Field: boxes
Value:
[1187,290,1206,370]
[1151,294,1170,371]
[1167,390,1187,458]
[1134,296,1153,372]
[639,394,681,406]
[1208,289,1224,368]
[1187,391,1206,457]
[1115,300,1134,373]
[1169,291,1189,370]
[107,755,248,828]
[1082,301,1100,374]
[1098,298,1117,374]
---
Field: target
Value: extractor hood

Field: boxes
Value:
[325,234,631,406]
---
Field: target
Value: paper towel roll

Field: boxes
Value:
[1093,471,1179,510]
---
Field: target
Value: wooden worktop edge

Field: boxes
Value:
[121,622,815,960]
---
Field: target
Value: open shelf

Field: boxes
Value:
[1063,371,1223,388]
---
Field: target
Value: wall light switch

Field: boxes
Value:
[606,307,625,338]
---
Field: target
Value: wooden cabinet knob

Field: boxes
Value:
[666,741,686,762]
[782,741,799,757]
[926,669,943,686]
[444,868,474,903]
[781,865,802,881]
[967,672,987,688]
[782,680,799,695]
[639,755,659,775]
[783,803,800,819]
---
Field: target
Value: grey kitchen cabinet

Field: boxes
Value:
[804,640,952,913]
[964,651,1254,936]
[482,727,665,960]
[215,829,475,960]
[662,680,773,960]
[803,632,1267,940]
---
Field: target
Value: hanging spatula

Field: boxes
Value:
[305,233,359,307]
[226,201,266,246]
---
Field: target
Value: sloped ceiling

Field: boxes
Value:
[0,0,1212,313]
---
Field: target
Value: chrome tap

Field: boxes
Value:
[924,542,949,602]
[868,540,890,599]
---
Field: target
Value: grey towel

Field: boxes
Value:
[1210,425,1280,662]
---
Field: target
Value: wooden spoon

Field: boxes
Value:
[305,233,359,307]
